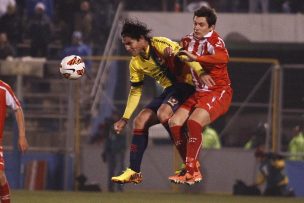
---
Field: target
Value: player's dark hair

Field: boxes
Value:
[121,19,152,40]
[194,6,217,27]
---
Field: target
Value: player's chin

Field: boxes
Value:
[194,33,203,39]
[128,50,139,56]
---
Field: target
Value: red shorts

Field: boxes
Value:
[0,146,4,171]
[180,87,233,122]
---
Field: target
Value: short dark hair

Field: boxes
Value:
[194,6,217,27]
[121,18,151,40]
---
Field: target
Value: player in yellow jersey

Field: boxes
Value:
[111,19,208,184]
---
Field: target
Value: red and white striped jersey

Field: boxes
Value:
[181,30,231,92]
[0,80,21,139]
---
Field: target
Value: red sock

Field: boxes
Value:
[186,120,202,173]
[170,125,187,162]
[0,182,10,203]
[185,157,197,175]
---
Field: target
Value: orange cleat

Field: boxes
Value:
[193,170,203,183]
[172,171,196,185]
[169,161,202,184]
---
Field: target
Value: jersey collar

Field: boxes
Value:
[192,30,214,40]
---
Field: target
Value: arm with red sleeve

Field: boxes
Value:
[196,38,229,64]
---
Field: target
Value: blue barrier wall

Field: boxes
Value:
[4,151,73,190]
[286,161,304,197]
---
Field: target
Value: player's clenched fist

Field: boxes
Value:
[113,118,128,134]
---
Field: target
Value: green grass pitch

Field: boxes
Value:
[12,190,304,203]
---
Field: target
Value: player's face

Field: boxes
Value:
[122,36,146,56]
[193,16,214,39]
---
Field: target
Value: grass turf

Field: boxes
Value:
[11,190,304,203]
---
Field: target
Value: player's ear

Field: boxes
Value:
[209,25,215,31]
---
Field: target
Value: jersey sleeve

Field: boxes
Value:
[129,59,144,85]
[151,37,181,56]
[122,85,143,119]
[196,37,229,64]
[122,60,144,119]
[4,83,21,110]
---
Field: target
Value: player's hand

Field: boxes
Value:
[177,50,197,62]
[163,47,173,58]
[200,73,215,87]
[18,136,29,153]
[113,118,127,134]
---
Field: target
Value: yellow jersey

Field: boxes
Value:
[123,37,203,119]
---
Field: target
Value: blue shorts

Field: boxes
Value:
[145,83,195,113]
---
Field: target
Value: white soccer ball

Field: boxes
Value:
[60,55,85,80]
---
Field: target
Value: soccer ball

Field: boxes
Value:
[60,55,85,80]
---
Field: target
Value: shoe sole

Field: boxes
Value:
[112,179,142,184]
[169,179,182,184]
[112,173,143,185]
[169,177,202,185]
[194,178,202,183]
[170,179,196,185]
[186,178,202,185]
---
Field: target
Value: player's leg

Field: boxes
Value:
[182,108,210,185]
[158,103,190,165]
[167,107,192,183]
[0,172,9,203]
[168,107,208,185]
[180,89,232,185]
[0,147,10,203]
[157,103,174,126]
[129,108,158,172]
[112,108,158,184]
[160,84,195,162]
[168,107,191,162]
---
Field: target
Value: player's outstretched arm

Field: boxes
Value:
[177,50,197,62]
[15,108,28,153]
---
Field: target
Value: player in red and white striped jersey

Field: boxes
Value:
[0,80,28,203]
[168,6,233,185]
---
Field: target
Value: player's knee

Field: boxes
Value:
[133,117,145,129]
[157,111,171,124]
[0,171,6,184]
[133,113,152,130]
[168,116,182,127]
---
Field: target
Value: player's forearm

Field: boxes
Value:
[122,86,142,119]
[15,108,26,138]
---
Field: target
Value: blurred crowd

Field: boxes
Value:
[125,0,304,13]
[1,0,303,61]
[0,0,118,60]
